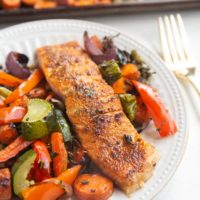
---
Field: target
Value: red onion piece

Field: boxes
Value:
[6,51,30,79]
[84,31,117,64]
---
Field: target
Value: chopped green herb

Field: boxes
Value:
[39,161,44,169]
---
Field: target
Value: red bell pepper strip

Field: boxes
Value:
[132,80,177,137]
[5,69,43,104]
[0,96,28,125]
[0,70,23,87]
[30,141,52,182]
[0,105,27,125]
[0,136,32,162]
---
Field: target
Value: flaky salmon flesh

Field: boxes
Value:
[37,41,159,194]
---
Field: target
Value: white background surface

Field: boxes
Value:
[1,8,200,200]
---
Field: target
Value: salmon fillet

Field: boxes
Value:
[37,41,159,194]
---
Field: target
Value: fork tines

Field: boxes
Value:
[158,14,194,70]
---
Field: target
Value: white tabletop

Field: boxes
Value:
[1,8,200,200]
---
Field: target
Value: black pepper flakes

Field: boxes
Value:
[124,134,133,144]
[90,189,96,193]
[111,152,117,159]
[80,180,89,185]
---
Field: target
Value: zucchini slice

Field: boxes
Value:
[12,150,36,196]
[54,109,72,142]
[22,99,56,141]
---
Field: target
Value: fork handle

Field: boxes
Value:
[186,75,200,96]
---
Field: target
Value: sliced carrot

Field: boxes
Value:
[22,0,37,6]
[0,71,23,87]
[91,35,103,50]
[5,69,43,104]
[34,0,57,9]
[121,63,140,80]
[112,77,126,94]
[21,165,81,200]
[0,124,17,144]
[0,136,32,163]
[51,132,68,177]
[2,0,21,9]
[74,174,113,200]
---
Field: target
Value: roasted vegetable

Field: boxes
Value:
[121,63,141,80]
[22,99,56,141]
[0,96,5,108]
[6,51,30,79]
[131,50,143,64]
[84,32,117,64]
[5,69,43,104]
[99,60,122,85]
[0,136,32,163]
[0,168,12,200]
[116,48,131,66]
[119,94,137,122]
[54,109,72,142]
[132,80,177,137]
[0,70,23,87]
[0,97,27,125]
[0,87,12,98]
[30,141,52,182]
[12,150,36,196]
[73,174,113,200]
[0,124,17,144]
[51,132,68,176]
[2,0,21,10]
[112,77,126,94]
[21,165,81,200]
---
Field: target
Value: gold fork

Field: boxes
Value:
[158,14,200,96]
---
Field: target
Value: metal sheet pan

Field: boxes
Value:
[0,0,200,23]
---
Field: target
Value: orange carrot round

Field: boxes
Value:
[51,132,68,177]
[74,174,113,200]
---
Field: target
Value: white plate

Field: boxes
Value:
[0,20,187,200]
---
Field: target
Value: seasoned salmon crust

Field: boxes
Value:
[37,41,159,194]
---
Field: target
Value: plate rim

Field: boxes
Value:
[0,19,188,200]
